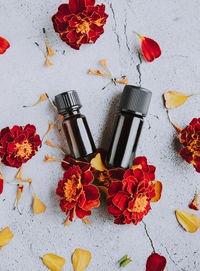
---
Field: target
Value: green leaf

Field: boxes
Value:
[118,255,132,268]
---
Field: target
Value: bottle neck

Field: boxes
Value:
[62,109,80,119]
[120,109,144,119]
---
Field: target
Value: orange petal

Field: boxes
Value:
[46,56,53,67]
[189,192,199,211]
[33,193,46,214]
[0,227,14,249]
[135,32,161,62]
[82,218,90,225]
[45,154,63,163]
[72,248,91,271]
[41,253,66,271]
[23,93,48,108]
[151,181,162,202]
[16,184,24,206]
[99,59,111,74]
[45,41,55,57]
[175,209,200,233]
[167,111,182,133]
[64,217,70,226]
[15,165,23,180]
[42,123,55,140]
[164,91,192,109]
[90,153,107,171]
[0,37,10,54]
[115,77,128,84]
[45,140,65,154]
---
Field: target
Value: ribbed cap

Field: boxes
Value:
[55,91,82,114]
[119,85,152,116]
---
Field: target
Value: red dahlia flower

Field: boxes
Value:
[0,125,41,168]
[56,164,100,221]
[107,157,156,225]
[179,118,200,172]
[52,0,108,50]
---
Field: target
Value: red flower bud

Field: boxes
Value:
[146,253,167,271]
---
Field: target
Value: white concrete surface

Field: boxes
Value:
[0,0,200,270]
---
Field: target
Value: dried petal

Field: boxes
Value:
[189,192,199,211]
[0,227,14,249]
[16,184,24,206]
[90,153,107,171]
[146,253,166,271]
[164,91,192,109]
[15,165,23,180]
[115,77,128,85]
[42,123,55,140]
[151,181,162,202]
[43,28,55,57]
[72,248,91,271]
[100,59,111,74]
[33,193,46,214]
[167,111,182,133]
[118,255,132,267]
[175,209,200,233]
[46,55,53,67]
[45,140,65,154]
[0,37,10,54]
[82,218,90,225]
[23,93,47,108]
[0,172,4,194]
[135,32,161,62]
[45,154,66,164]
[42,253,66,271]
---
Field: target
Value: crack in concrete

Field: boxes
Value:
[136,51,142,86]
[142,221,155,253]
[110,3,120,50]
[165,247,186,271]
[123,17,131,54]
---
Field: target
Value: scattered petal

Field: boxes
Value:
[91,153,107,171]
[64,217,70,226]
[42,123,55,140]
[115,77,128,85]
[23,93,47,108]
[146,253,166,271]
[45,140,65,154]
[33,193,46,214]
[189,192,199,211]
[43,28,55,57]
[164,91,192,109]
[151,181,162,202]
[118,255,132,268]
[15,165,23,180]
[0,37,10,54]
[16,184,24,206]
[46,56,53,67]
[0,227,14,249]
[82,218,90,225]
[167,111,182,133]
[41,253,66,271]
[45,154,66,164]
[0,172,4,194]
[100,59,111,74]
[175,209,200,233]
[72,248,91,271]
[135,32,161,62]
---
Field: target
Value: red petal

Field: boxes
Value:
[107,204,122,217]
[146,253,167,271]
[112,191,129,210]
[141,37,161,62]
[75,206,91,218]
[108,181,123,196]
[69,0,85,13]
[0,178,3,194]
[108,168,125,180]
[82,170,93,185]
[0,37,10,54]
[83,184,100,201]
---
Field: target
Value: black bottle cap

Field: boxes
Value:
[55,91,82,114]
[119,85,152,116]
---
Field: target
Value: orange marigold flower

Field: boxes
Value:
[0,37,10,54]
[106,157,156,225]
[179,118,200,172]
[56,164,100,222]
[0,125,41,168]
[52,0,108,50]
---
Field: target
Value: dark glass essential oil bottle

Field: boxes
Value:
[107,85,152,169]
[55,91,96,159]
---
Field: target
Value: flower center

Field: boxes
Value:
[130,196,148,213]
[76,21,90,34]
[15,140,33,159]
[63,175,82,202]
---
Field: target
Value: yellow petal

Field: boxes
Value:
[15,165,23,180]
[45,140,65,154]
[42,123,55,140]
[0,227,14,248]
[82,218,90,225]
[164,91,192,109]
[42,253,66,271]
[23,93,47,108]
[72,248,91,271]
[45,41,55,57]
[151,181,162,202]
[33,193,46,214]
[175,209,200,233]
[90,153,107,171]
[115,77,128,84]
[16,184,24,206]
[132,164,142,170]
[99,59,111,74]
[46,56,53,67]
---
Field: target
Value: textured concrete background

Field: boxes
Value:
[0,0,200,270]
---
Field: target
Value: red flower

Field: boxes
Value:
[0,172,3,195]
[0,37,10,54]
[146,253,167,271]
[52,0,108,50]
[135,32,161,62]
[56,163,100,221]
[179,118,200,172]
[0,125,41,168]
[106,157,156,225]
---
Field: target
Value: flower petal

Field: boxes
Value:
[189,192,199,211]
[141,36,161,62]
[164,91,192,109]
[41,253,66,271]
[146,253,167,271]
[90,153,107,171]
[0,227,14,249]
[33,193,46,214]
[175,209,200,233]
[0,172,3,194]
[0,37,10,54]
[72,248,91,271]
[151,181,162,202]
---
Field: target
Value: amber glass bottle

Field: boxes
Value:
[107,85,152,168]
[55,91,96,159]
